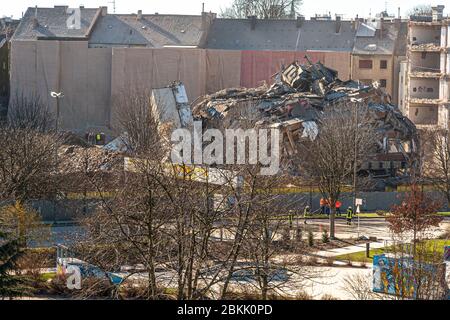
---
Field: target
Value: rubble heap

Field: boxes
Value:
[58,145,124,173]
[192,60,418,184]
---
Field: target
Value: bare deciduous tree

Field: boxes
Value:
[297,102,377,239]
[422,130,450,206]
[387,185,443,256]
[407,4,433,17]
[221,0,302,19]
[8,92,55,133]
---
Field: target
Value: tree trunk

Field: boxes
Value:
[329,207,336,239]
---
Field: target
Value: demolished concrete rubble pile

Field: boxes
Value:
[58,145,124,173]
[192,60,418,181]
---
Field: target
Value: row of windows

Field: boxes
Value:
[358,59,388,70]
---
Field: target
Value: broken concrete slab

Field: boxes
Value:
[192,59,418,186]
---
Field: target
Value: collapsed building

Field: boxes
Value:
[189,60,419,188]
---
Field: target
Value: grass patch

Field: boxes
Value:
[40,272,56,281]
[335,248,385,263]
[271,213,382,220]
[437,212,450,217]
[334,239,450,263]
[272,211,450,221]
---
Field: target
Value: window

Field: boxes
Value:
[427,88,434,92]
[361,79,373,85]
[380,60,387,69]
[359,59,373,69]
[421,52,427,59]
[380,79,387,88]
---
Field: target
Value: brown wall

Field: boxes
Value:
[10,40,112,132]
[10,41,353,132]
[351,54,395,102]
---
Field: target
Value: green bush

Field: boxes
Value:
[322,230,330,243]
[307,230,314,246]
[376,210,387,216]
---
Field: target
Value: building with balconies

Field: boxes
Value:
[399,5,450,129]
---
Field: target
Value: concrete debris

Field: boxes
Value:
[410,43,442,51]
[192,59,418,184]
[103,133,129,153]
[58,145,124,173]
[151,82,193,129]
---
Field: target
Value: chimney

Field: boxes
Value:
[248,15,257,30]
[32,6,39,28]
[397,7,401,19]
[432,5,444,21]
[80,5,84,9]
[202,2,205,13]
[100,6,108,16]
[335,15,342,33]
[378,17,384,39]
[296,15,305,28]
[137,10,142,20]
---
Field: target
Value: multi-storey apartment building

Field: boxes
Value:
[352,15,408,105]
[399,5,450,129]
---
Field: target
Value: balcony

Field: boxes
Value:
[409,71,443,78]
[409,98,441,104]
[410,43,442,52]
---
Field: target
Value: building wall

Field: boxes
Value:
[9,40,112,132]
[0,41,9,117]
[10,41,353,134]
[393,55,406,104]
[398,60,408,113]
[409,25,441,44]
[352,54,394,100]
[403,21,450,129]
[410,78,440,99]
[408,104,439,125]
[410,51,441,72]
[0,42,9,97]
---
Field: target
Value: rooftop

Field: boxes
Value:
[13,6,100,40]
[89,13,209,47]
[353,21,403,55]
[205,18,357,52]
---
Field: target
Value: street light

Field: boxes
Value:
[50,91,63,224]
[50,91,64,133]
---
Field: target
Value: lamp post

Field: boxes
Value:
[50,91,63,223]
[50,91,64,133]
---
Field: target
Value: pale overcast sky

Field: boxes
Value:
[1,0,449,19]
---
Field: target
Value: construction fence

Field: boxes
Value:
[9,40,351,132]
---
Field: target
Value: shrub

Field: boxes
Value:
[296,291,313,300]
[325,256,335,266]
[322,229,330,243]
[296,227,303,241]
[307,230,314,247]
[308,256,318,265]
[376,210,387,216]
